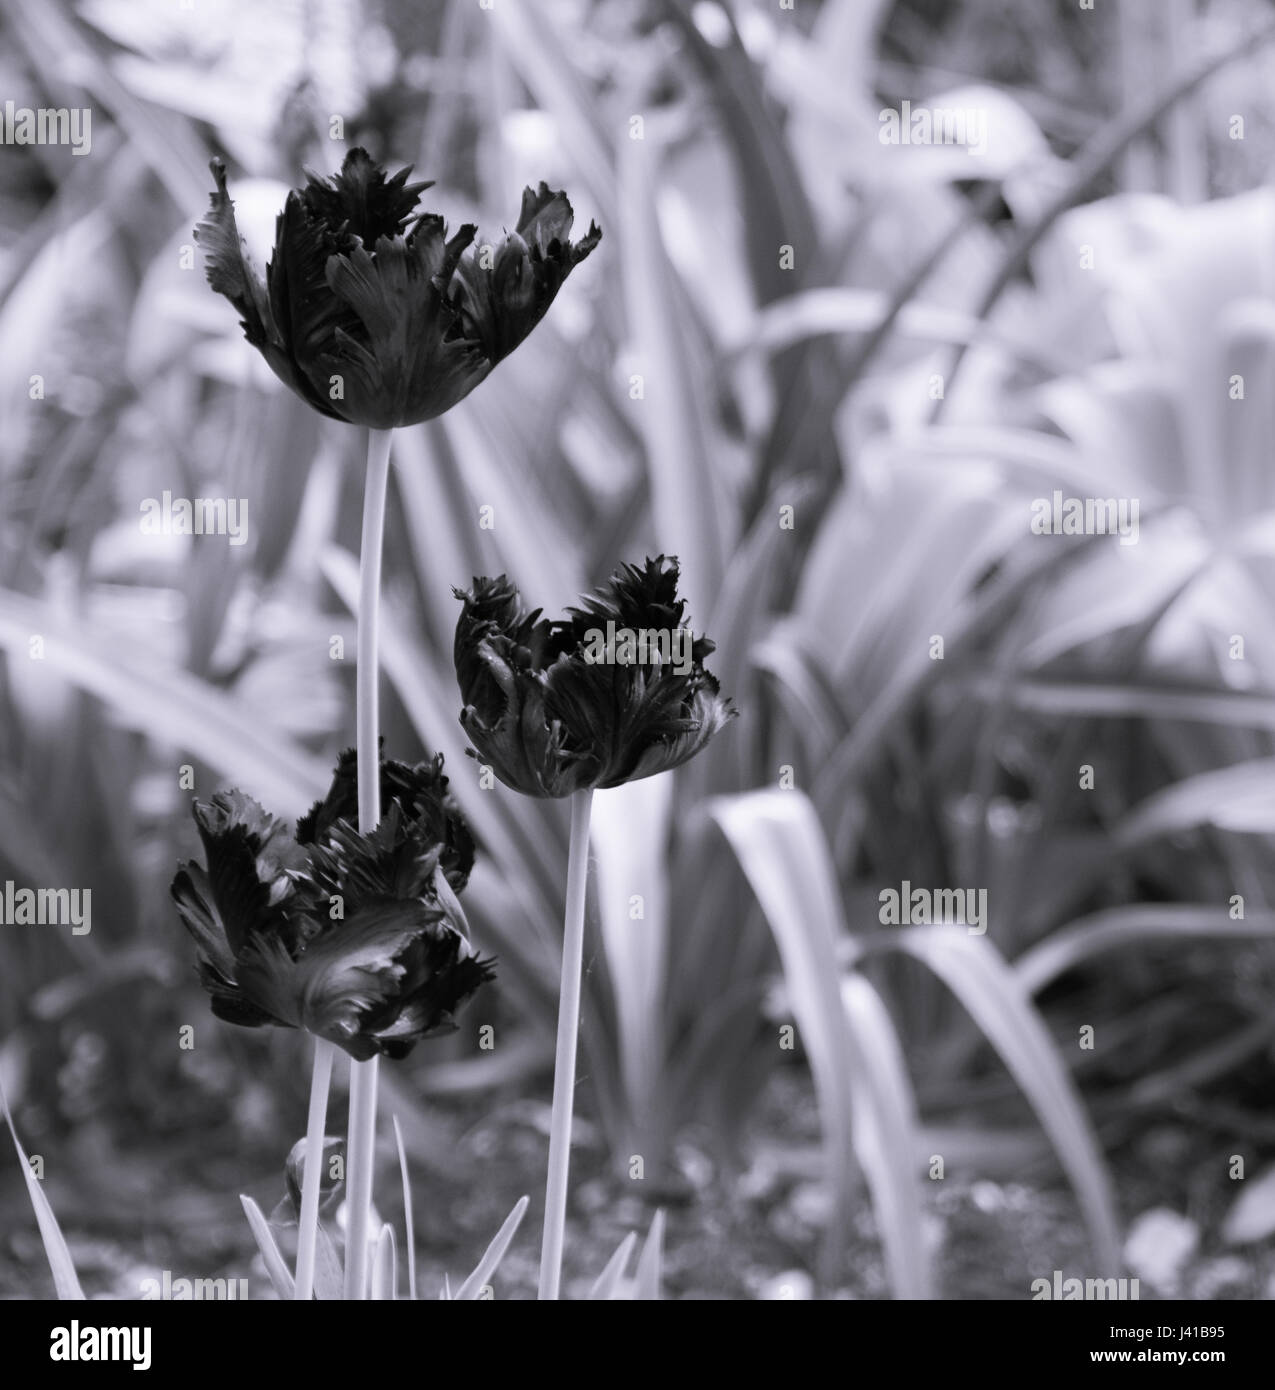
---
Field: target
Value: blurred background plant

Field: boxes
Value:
[3,0,1275,1300]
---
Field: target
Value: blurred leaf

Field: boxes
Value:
[0,587,328,814]
[1114,756,1275,845]
[618,129,729,625]
[1222,1166,1275,1246]
[840,971,928,1293]
[1016,906,1275,995]
[591,776,671,1154]
[877,927,1121,1274]
[487,0,614,226]
[5,0,211,209]
[710,789,931,1295]
[956,677,1275,731]
[439,408,582,606]
[731,288,1075,374]
[935,15,1275,412]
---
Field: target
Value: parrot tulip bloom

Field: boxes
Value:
[454,555,736,798]
[170,752,493,1061]
[194,147,600,428]
[296,744,474,893]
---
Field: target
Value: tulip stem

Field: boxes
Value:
[294,1037,335,1299]
[537,786,595,1301]
[344,426,394,1300]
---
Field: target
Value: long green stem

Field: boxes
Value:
[343,426,393,1300]
[294,1037,335,1299]
[537,787,595,1301]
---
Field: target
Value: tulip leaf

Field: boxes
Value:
[453,1195,530,1301]
[1,1079,86,1300]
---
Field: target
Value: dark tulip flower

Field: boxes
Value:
[454,555,736,798]
[296,743,474,894]
[194,147,601,428]
[170,751,493,1061]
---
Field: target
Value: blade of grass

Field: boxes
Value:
[588,1232,637,1301]
[392,1115,417,1303]
[633,1209,665,1301]
[240,1195,296,1300]
[1,1078,85,1299]
[454,1195,530,1301]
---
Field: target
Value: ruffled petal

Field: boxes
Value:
[193,158,280,351]
[297,746,475,894]
[189,791,304,956]
[448,183,601,365]
[299,147,431,247]
[260,192,363,420]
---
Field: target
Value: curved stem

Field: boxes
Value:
[538,787,595,1300]
[343,426,393,1300]
[294,1038,335,1299]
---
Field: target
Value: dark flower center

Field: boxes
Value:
[300,147,429,249]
